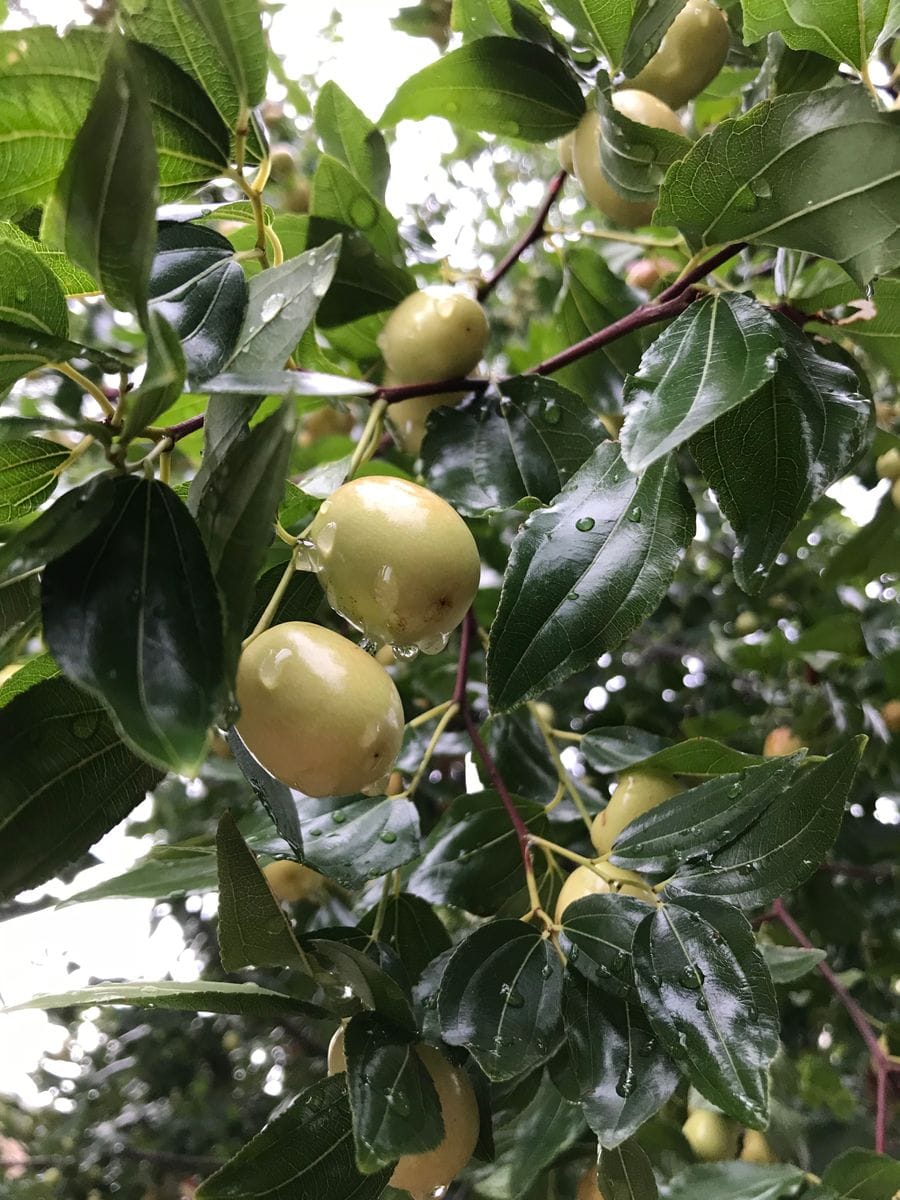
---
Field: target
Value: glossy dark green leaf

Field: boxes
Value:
[816,1148,900,1200]
[226,726,305,854]
[6,979,320,1020]
[299,793,423,889]
[215,811,306,973]
[0,221,97,295]
[580,727,770,776]
[358,894,451,982]
[0,651,58,708]
[492,1071,586,1195]
[0,321,91,396]
[598,86,691,206]
[621,0,684,75]
[487,443,695,711]
[563,971,680,1149]
[147,222,248,382]
[559,893,652,999]
[0,239,69,338]
[633,897,779,1127]
[551,0,632,67]
[43,36,157,318]
[0,437,68,522]
[0,29,229,220]
[344,1013,444,1172]
[620,295,785,473]
[195,1075,392,1200]
[421,378,606,517]
[666,738,866,908]
[822,493,900,585]
[0,676,160,899]
[741,0,898,69]
[598,1138,659,1200]
[250,563,325,629]
[41,477,226,774]
[0,473,119,578]
[304,938,415,1032]
[690,320,871,593]
[408,789,549,915]
[438,920,563,1081]
[659,1161,806,1199]
[656,88,900,286]
[381,37,585,141]
[578,726,670,772]
[0,572,40,665]
[311,155,401,264]
[609,756,802,878]
[120,312,186,441]
[316,81,390,201]
[760,943,827,984]
[194,403,295,678]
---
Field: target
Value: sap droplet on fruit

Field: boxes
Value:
[575,516,595,532]
[260,293,285,322]
[418,631,450,656]
[391,643,419,662]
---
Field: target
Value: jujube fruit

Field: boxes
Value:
[763,726,804,757]
[236,621,404,796]
[263,859,324,903]
[875,447,900,480]
[626,1,731,110]
[378,287,489,384]
[382,367,465,455]
[881,699,900,733]
[740,1130,778,1163]
[307,475,481,653]
[555,863,655,924]
[682,1109,739,1161]
[590,770,681,856]
[577,1165,607,1200]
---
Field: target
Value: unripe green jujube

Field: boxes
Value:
[627,1,731,110]
[682,1110,740,1161]
[555,863,655,924]
[591,770,681,856]
[378,287,489,384]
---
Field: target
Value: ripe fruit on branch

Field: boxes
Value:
[235,621,404,796]
[299,405,354,447]
[577,1166,606,1200]
[734,611,760,636]
[307,475,481,654]
[740,1130,778,1163]
[555,863,655,923]
[682,1109,740,1161]
[328,1028,479,1200]
[378,287,489,385]
[572,92,685,227]
[263,859,324,903]
[626,1,731,110]
[625,257,678,290]
[590,770,681,856]
[763,726,804,757]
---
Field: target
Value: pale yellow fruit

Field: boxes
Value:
[591,771,681,856]
[558,131,576,174]
[572,94,685,227]
[740,1130,778,1164]
[307,476,481,653]
[555,864,655,924]
[328,1028,479,1200]
[383,368,465,456]
[236,622,404,796]
[876,447,900,479]
[599,412,625,439]
[682,1110,740,1161]
[627,1,731,109]
[577,1165,606,1200]
[763,726,804,757]
[268,143,298,181]
[378,287,489,384]
[263,859,324,903]
[892,477,900,509]
[625,257,678,290]
[881,699,900,733]
[284,179,310,213]
[221,1029,241,1052]
[734,611,759,636]
[299,405,355,447]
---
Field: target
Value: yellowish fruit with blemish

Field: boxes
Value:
[236,622,404,796]
[263,859,325,903]
[572,93,685,227]
[682,1110,740,1161]
[591,770,681,856]
[378,287,489,385]
[627,0,731,110]
[307,476,481,653]
[328,1028,479,1200]
[763,726,804,757]
[577,1165,607,1200]
[555,863,655,924]
[740,1130,778,1164]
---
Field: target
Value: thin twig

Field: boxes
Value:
[477,170,567,301]
[655,242,747,303]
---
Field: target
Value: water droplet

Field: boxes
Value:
[679,966,704,990]
[566,591,579,602]
[70,712,100,739]
[733,185,759,212]
[728,782,741,797]
[696,995,709,1012]
[739,862,755,876]
[749,176,772,199]
[568,943,580,962]
[331,811,347,825]
[260,292,284,322]
[391,643,419,662]
[380,831,397,844]
[541,964,554,979]
[615,1066,636,1097]
[418,631,450,656]
[627,506,642,523]
[575,516,595,532]
[385,1088,410,1117]
[541,399,562,425]
[612,951,628,974]
[500,983,525,1009]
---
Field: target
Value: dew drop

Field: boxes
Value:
[418,631,450,656]
[696,995,709,1012]
[391,643,419,662]
[260,292,284,322]
[542,399,562,425]
[331,811,347,825]
[627,505,642,523]
[728,782,741,797]
[540,964,554,980]
[615,1066,637,1097]
[500,983,525,1009]
[567,943,580,962]
[575,516,595,532]
[749,176,772,199]
[380,831,397,844]
[566,591,579,601]
[679,966,704,990]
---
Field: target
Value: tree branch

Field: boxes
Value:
[655,242,748,303]
[477,170,567,301]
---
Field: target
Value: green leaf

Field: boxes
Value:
[823,493,900,585]
[381,37,585,141]
[550,0,634,69]
[760,943,827,984]
[0,221,97,296]
[559,893,652,1000]
[0,322,89,396]
[0,573,41,665]
[818,1148,900,1199]
[633,896,779,1127]
[41,477,226,774]
[200,370,376,397]
[148,221,248,382]
[0,651,58,708]
[563,973,680,1149]
[250,562,325,629]
[621,0,684,75]
[689,320,871,593]
[304,937,416,1032]
[215,811,306,973]
[620,295,785,473]
[298,793,423,889]
[5,979,320,1020]
[421,378,607,517]
[811,278,900,377]
[311,155,403,265]
[0,675,160,899]
[62,845,221,905]
[122,0,267,130]
[195,1075,392,1200]
[120,311,186,441]
[740,0,899,69]
[666,1161,807,1199]
[438,920,563,1081]
[666,738,867,909]
[598,1138,659,1200]
[608,756,802,879]
[0,239,68,337]
[0,472,119,578]
[344,1014,444,1173]
[492,1071,587,1196]
[598,85,692,206]
[656,87,900,287]
[0,437,68,522]
[581,727,770,776]
[409,789,549,915]
[42,35,157,318]
[316,81,391,202]
[358,894,451,982]
[193,403,296,679]
[487,443,695,711]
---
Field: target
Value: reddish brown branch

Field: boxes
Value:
[655,242,748,303]
[163,413,205,443]
[477,170,568,301]
[376,376,490,405]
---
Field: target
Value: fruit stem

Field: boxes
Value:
[407,699,454,729]
[347,398,387,478]
[477,169,567,301]
[226,166,271,270]
[367,871,396,945]
[527,835,601,872]
[52,433,95,477]
[243,541,301,647]
[51,362,116,419]
[528,700,594,833]
[400,702,460,801]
